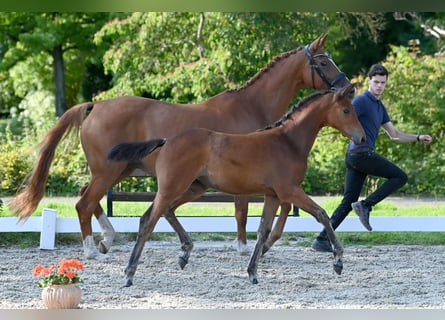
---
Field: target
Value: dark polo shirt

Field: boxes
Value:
[347,90,390,152]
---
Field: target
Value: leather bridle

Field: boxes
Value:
[304,44,347,90]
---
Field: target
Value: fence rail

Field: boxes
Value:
[106,169,269,216]
[106,190,264,216]
[2,208,445,250]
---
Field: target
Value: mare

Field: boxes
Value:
[107,84,365,285]
[8,35,351,260]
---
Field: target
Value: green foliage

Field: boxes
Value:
[45,140,89,196]
[112,176,156,193]
[94,12,329,102]
[303,127,349,194]
[0,120,91,196]
[326,12,387,76]
[0,131,32,195]
[377,46,445,195]
[0,90,91,196]
[0,12,117,117]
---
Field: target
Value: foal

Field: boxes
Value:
[108,84,365,285]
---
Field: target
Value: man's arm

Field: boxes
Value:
[382,121,432,144]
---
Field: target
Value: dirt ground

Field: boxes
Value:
[2,195,445,309]
[1,238,445,309]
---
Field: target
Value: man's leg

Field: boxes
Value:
[351,152,408,230]
[360,153,408,207]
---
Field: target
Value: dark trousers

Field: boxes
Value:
[317,151,408,241]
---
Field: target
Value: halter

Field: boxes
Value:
[304,44,347,90]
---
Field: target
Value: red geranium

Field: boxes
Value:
[32,258,84,288]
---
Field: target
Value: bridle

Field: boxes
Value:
[304,44,347,90]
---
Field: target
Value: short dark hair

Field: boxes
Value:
[367,64,388,78]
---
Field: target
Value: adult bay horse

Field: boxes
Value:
[107,84,365,285]
[9,34,351,260]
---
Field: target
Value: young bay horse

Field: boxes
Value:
[107,84,365,285]
[8,35,352,260]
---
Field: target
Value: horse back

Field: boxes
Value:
[156,128,289,196]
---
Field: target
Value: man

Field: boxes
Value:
[312,64,433,253]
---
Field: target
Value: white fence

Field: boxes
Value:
[1,208,445,250]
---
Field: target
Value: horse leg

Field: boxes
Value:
[262,202,292,255]
[247,195,280,284]
[322,220,344,275]
[80,184,116,254]
[76,174,125,261]
[163,209,193,269]
[234,195,251,254]
[97,211,115,254]
[125,198,168,287]
[163,181,208,269]
[76,195,109,261]
[283,188,344,275]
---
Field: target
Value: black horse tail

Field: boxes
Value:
[107,138,167,162]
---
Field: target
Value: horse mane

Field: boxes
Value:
[227,46,303,93]
[260,90,330,131]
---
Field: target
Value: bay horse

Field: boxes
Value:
[107,84,365,285]
[8,35,351,261]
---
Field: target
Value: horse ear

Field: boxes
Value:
[345,83,355,97]
[309,34,328,52]
[336,83,355,99]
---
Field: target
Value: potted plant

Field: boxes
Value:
[32,258,84,309]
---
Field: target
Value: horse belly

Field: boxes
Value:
[205,160,268,195]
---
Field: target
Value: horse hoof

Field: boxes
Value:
[333,262,343,275]
[234,240,251,255]
[99,240,110,254]
[248,274,259,284]
[178,256,188,270]
[261,244,270,256]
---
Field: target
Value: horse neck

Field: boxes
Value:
[283,103,326,156]
[222,50,305,123]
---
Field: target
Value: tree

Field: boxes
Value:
[393,12,445,55]
[94,12,331,103]
[324,12,445,77]
[0,12,117,117]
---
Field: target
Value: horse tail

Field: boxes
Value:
[9,102,95,223]
[107,138,167,162]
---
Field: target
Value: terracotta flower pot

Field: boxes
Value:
[41,284,82,309]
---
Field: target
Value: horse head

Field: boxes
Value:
[305,35,355,98]
[329,83,365,145]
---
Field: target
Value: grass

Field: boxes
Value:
[1,196,445,247]
[3,196,444,218]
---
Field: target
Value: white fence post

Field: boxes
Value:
[40,208,57,250]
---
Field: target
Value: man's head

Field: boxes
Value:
[367,64,389,79]
[367,64,388,98]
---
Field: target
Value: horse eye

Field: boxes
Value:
[320,60,328,67]
[343,108,350,114]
